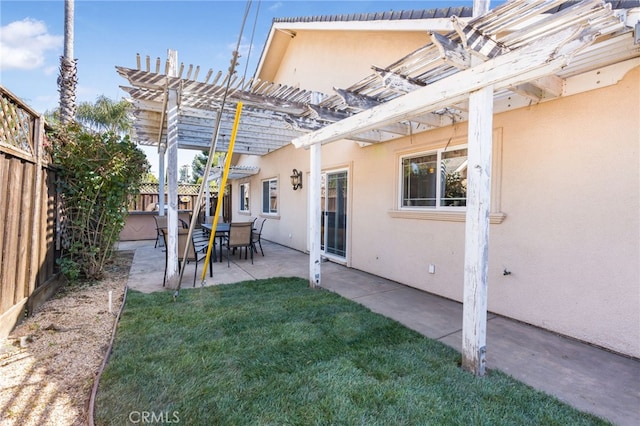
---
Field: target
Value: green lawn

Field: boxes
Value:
[95,277,609,425]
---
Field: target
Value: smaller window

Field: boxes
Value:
[239,183,250,212]
[262,178,278,214]
[401,146,468,209]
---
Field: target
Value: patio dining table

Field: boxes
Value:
[201,222,230,262]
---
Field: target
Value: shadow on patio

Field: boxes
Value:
[116,239,310,293]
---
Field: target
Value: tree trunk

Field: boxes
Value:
[58,0,76,125]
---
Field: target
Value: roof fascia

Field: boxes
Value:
[269,18,461,32]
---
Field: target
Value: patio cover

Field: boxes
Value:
[117,0,638,155]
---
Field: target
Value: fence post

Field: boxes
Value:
[28,115,45,295]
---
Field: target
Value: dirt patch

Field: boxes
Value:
[0,251,133,426]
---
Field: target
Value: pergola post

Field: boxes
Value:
[165,49,180,288]
[158,147,165,215]
[308,142,322,288]
[461,0,493,376]
[461,85,493,375]
[205,180,210,220]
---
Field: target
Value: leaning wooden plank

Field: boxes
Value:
[308,104,351,122]
[334,88,382,110]
[451,18,506,59]
[430,31,472,68]
[373,66,425,94]
[283,115,326,131]
[476,0,568,36]
[500,0,613,48]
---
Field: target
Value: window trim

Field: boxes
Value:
[239,182,250,213]
[261,177,279,215]
[390,129,505,223]
[399,144,468,211]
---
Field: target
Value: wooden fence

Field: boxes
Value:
[128,182,229,223]
[0,85,61,339]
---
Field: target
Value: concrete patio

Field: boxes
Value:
[116,238,639,426]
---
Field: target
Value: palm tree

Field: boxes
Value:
[191,150,224,184]
[76,95,132,134]
[58,0,77,125]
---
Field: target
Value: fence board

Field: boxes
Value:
[0,86,60,333]
[16,161,35,301]
[1,158,24,311]
[41,169,57,283]
[28,120,43,295]
[0,155,7,310]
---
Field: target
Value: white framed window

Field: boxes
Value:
[401,145,468,209]
[262,178,278,214]
[239,182,250,212]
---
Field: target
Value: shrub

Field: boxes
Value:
[47,123,149,280]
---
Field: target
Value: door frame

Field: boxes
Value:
[307,166,351,266]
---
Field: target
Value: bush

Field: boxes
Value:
[47,123,149,280]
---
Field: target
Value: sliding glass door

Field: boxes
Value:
[321,170,348,259]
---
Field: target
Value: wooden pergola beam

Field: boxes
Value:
[430,31,472,69]
[334,88,382,110]
[373,65,425,94]
[292,26,597,149]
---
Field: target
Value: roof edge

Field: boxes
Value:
[271,7,474,24]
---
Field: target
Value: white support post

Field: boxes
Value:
[461,0,493,377]
[165,49,180,288]
[461,83,494,376]
[205,178,210,220]
[308,142,322,288]
[158,146,165,215]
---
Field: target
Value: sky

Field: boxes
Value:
[0,0,477,177]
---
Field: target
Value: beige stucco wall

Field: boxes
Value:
[232,66,639,358]
[486,67,640,357]
[265,30,430,94]
[230,142,310,250]
[119,211,193,241]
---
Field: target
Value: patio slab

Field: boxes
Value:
[117,238,640,426]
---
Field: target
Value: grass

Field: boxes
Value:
[95,277,609,425]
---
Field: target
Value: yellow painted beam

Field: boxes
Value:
[200,102,244,281]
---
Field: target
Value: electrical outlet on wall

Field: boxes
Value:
[428,264,435,274]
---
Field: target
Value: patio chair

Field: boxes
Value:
[251,218,267,256]
[224,222,253,267]
[162,228,212,287]
[153,215,167,248]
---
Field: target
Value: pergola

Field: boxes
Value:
[118,1,637,152]
[118,0,639,374]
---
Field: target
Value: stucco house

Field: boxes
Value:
[225,1,640,359]
[119,0,639,360]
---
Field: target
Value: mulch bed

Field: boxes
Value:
[0,251,133,426]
